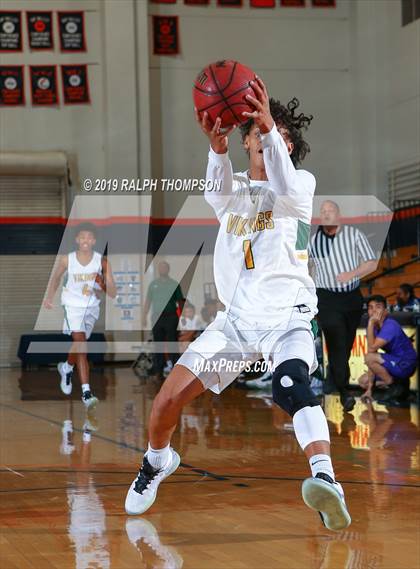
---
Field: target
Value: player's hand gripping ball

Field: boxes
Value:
[193,60,257,128]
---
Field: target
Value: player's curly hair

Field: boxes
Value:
[240,97,313,166]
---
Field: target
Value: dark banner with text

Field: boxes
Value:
[153,16,179,55]
[30,66,59,106]
[58,11,86,52]
[61,64,90,104]
[27,12,54,50]
[0,11,22,52]
[0,66,25,106]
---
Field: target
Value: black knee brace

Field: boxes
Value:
[272,359,318,417]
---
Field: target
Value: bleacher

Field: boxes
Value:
[361,245,419,304]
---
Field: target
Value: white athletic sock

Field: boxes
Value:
[309,454,335,481]
[81,383,90,394]
[145,443,171,470]
[63,361,74,372]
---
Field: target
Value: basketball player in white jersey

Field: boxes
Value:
[125,78,351,531]
[44,223,116,408]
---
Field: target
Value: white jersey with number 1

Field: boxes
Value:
[205,124,317,327]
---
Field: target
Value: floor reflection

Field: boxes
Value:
[126,518,184,569]
[60,409,110,569]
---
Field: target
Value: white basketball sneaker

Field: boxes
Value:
[82,390,98,409]
[57,362,73,395]
[125,449,180,515]
[302,472,351,531]
[59,419,75,455]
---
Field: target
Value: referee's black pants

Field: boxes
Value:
[317,288,363,396]
[152,312,179,374]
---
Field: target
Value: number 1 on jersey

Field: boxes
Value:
[243,239,255,270]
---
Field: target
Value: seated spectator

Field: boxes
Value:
[178,302,203,352]
[393,283,420,312]
[200,298,218,325]
[358,295,417,402]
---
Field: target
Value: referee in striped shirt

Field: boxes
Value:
[310,200,377,411]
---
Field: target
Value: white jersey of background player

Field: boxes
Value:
[125,76,351,532]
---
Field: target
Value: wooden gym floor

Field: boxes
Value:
[0,366,419,569]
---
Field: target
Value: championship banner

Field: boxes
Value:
[61,65,90,104]
[0,66,25,106]
[312,0,335,6]
[58,11,86,52]
[30,66,59,106]
[0,12,22,52]
[153,16,179,56]
[281,0,305,6]
[184,0,210,4]
[27,12,54,50]
[250,0,275,7]
[217,0,243,5]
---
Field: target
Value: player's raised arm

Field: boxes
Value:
[243,78,315,201]
[195,109,237,216]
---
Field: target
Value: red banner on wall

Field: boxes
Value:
[30,66,59,106]
[27,12,54,50]
[0,12,22,52]
[0,66,25,105]
[312,0,335,6]
[61,64,90,104]
[153,16,179,55]
[281,0,305,6]
[58,11,86,52]
[251,0,275,6]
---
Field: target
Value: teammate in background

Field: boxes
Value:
[358,295,417,402]
[125,78,351,531]
[44,223,117,408]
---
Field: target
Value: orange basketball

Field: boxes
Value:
[193,60,257,128]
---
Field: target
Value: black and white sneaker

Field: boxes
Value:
[302,472,351,531]
[82,390,98,409]
[57,362,73,395]
[125,449,180,515]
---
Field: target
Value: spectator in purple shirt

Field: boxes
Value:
[358,295,417,401]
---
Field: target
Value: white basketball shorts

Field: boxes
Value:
[176,307,317,394]
[62,305,100,339]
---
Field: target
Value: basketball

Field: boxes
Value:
[193,60,257,128]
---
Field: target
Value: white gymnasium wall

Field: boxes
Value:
[0,0,149,189]
[0,0,417,210]
[350,0,420,205]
